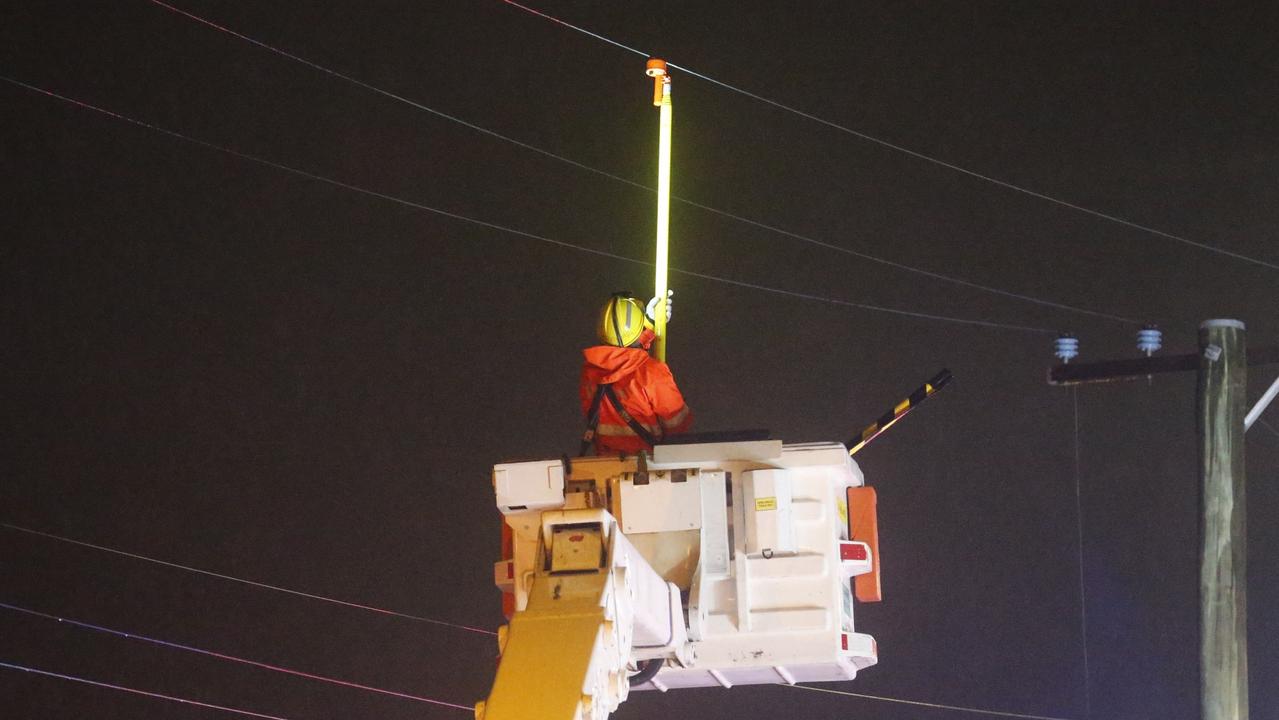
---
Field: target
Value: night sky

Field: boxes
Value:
[3,2,1277,719]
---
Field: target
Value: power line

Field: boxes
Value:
[677,201,1139,324]
[146,0,1137,326]
[789,684,1078,720]
[0,522,495,637]
[0,601,473,711]
[499,1,1279,274]
[1070,389,1092,719]
[1,74,1054,334]
[498,0,651,57]
[0,660,293,720]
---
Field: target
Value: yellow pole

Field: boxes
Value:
[646,59,672,362]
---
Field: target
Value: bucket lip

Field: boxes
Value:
[1200,319,1246,330]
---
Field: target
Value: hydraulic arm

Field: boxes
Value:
[478,509,687,720]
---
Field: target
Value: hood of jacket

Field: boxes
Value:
[582,345,651,385]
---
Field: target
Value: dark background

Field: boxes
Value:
[2,2,1276,719]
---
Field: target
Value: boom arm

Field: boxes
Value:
[478,509,686,720]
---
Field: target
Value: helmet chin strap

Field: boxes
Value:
[635,328,656,350]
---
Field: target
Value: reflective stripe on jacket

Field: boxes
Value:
[580,345,693,454]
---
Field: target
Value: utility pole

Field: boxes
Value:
[1198,320,1247,720]
[1048,320,1278,720]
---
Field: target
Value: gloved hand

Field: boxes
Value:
[646,290,674,323]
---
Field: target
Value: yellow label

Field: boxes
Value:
[755,497,777,511]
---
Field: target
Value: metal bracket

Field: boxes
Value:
[1245,373,1279,431]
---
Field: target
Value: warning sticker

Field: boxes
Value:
[755,497,777,511]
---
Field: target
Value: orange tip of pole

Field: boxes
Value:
[645,58,668,77]
[646,58,668,106]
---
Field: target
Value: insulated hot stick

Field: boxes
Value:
[848,369,953,456]
[647,58,672,362]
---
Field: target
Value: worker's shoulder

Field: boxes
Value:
[636,354,677,381]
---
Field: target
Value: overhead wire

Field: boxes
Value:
[789,684,1078,720]
[0,75,1054,334]
[0,522,494,637]
[1070,389,1092,719]
[145,0,1137,326]
[0,660,294,720]
[499,1,1279,274]
[0,601,473,711]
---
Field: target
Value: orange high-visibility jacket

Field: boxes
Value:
[580,346,692,454]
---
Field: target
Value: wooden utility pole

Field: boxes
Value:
[1198,320,1247,720]
[1047,320,1272,720]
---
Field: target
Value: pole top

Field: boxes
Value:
[646,59,670,106]
[1201,319,1246,330]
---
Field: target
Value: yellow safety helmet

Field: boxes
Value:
[598,293,653,347]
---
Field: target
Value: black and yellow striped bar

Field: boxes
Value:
[847,369,953,456]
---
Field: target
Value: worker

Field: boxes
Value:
[579,291,692,455]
